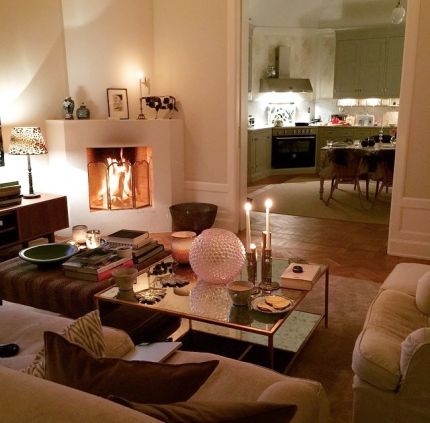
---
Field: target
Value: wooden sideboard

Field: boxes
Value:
[0,194,69,250]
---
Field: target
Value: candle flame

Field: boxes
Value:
[244,201,252,212]
[250,243,256,249]
[137,71,144,80]
[264,198,273,209]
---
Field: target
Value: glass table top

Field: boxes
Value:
[95,256,326,336]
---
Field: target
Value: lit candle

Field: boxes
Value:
[264,198,273,249]
[244,201,252,252]
[250,242,257,258]
[137,71,144,98]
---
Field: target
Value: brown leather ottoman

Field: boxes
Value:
[0,257,181,344]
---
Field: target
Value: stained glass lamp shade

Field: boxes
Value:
[9,127,48,199]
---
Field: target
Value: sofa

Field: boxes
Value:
[352,263,430,423]
[0,301,330,422]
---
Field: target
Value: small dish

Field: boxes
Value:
[19,243,79,265]
[251,296,293,314]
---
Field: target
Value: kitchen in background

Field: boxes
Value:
[248,26,401,129]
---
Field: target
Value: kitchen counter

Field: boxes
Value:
[248,124,396,131]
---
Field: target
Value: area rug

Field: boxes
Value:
[185,275,380,423]
[248,178,391,225]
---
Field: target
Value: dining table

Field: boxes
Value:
[318,142,396,204]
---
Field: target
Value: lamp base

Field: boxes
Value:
[23,193,41,199]
[137,113,146,120]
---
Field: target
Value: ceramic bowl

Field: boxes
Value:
[19,243,79,265]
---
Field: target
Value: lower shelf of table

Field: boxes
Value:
[177,329,295,373]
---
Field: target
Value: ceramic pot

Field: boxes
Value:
[112,267,138,291]
[171,231,196,264]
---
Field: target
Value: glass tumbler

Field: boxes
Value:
[86,229,101,249]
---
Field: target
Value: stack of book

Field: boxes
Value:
[62,248,134,281]
[105,229,168,271]
[0,181,22,208]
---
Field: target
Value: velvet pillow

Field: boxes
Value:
[109,395,297,423]
[22,309,105,378]
[416,271,430,315]
[44,331,219,403]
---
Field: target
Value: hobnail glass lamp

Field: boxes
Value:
[189,228,246,285]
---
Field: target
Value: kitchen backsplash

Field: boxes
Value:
[249,96,399,128]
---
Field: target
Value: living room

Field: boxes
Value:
[1,1,430,422]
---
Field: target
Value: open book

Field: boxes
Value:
[280,263,321,290]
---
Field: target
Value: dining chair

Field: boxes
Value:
[369,149,395,204]
[324,149,368,206]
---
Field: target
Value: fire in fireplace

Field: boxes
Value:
[87,147,152,211]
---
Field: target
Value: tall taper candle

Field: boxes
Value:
[244,201,252,252]
[264,198,273,249]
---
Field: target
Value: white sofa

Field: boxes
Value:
[0,301,329,423]
[352,263,430,423]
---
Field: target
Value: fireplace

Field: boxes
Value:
[87,147,152,211]
[44,119,184,236]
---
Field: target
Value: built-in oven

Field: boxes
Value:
[271,127,317,169]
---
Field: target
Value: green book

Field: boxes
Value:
[0,181,19,188]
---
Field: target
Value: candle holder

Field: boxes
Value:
[259,231,279,292]
[246,249,259,294]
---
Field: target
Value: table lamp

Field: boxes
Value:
[8,127,48,199]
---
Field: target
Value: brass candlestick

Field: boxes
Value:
[246,248,259,294]
[259,231,279,292]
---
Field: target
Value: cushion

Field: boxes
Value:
[400,327,430,376]
[44,331,219,403]
[416,271,430,315]
[22,309,105,378]
[109,395,297,423]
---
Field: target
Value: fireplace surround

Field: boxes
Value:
[45,119,184,236]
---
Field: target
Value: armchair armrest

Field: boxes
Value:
[258,378,330,423]
[399,328,430,396]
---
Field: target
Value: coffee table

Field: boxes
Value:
[95,257,329,371]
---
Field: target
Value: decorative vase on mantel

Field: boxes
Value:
[63,97,75,120]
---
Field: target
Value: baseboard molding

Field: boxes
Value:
[389,196,430,260]
[184,180,229,193]
[388,239,430,260]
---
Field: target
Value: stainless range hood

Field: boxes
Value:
[259,46,313,93]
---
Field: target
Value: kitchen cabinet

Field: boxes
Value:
[333,27,404,99]
[248,129,271,182]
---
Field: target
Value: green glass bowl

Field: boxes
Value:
[19,243,79,265]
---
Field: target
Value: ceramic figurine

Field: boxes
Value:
[63,97,75,120]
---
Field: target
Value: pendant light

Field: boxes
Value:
[391,1,406,24]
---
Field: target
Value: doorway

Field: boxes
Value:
[241,0,405,226]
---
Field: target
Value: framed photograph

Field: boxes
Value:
[107,88,129,120]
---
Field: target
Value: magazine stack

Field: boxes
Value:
[0,181,22,208]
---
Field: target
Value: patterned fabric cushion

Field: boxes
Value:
[22,309,105,378]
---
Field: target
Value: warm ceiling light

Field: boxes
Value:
[391,1,406,24]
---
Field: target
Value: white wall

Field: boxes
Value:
[61,0,153,120]
[0,0,69,190]
[388,0,430,259]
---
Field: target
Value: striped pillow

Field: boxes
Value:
[22,309,105,378]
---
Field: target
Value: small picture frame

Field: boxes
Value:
[107,88,129,120]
